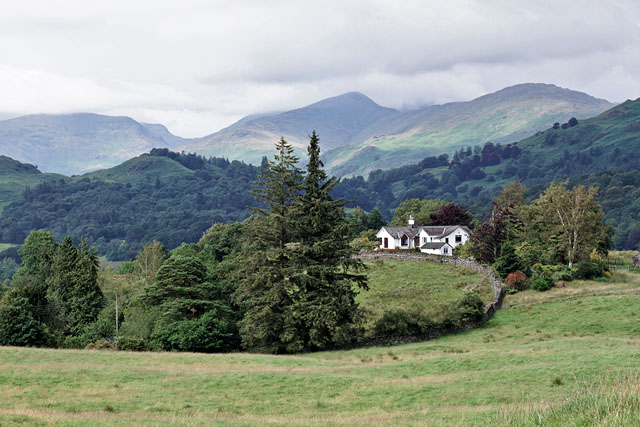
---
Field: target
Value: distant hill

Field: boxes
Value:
[0,113,188,175]
[0,155,64,210]
[323,83,615,176]
[179,92,397,164]
[0,150,259,259]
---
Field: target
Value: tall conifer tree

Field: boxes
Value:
[288,131,368,352]
[234,138,304,353]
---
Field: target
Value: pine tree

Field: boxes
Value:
[234,138,304,353]
[287,131,368,352]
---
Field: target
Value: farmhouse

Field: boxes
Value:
[375,216,470,256]
[634,253,640,268]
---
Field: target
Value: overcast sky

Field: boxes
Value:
[1,0,640,136]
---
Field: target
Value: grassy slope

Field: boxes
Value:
[1,266,639,425]
[0,156,66,205]
[83,155,193,185]
[358,259,490,329]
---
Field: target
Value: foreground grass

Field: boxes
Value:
[0,271,639,425]
[357,259,491,329]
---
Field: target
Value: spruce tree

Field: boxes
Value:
[234,138,304,353]
[287,131,368,352]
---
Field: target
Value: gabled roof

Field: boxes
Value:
[378,226,421,239]
[420,242,452,250]
[421,225,471,239]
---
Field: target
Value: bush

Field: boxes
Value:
[373,309,434,338]
[573,262,603,280]
[85,338,116,350]
[551,269,573,282]
[505,271,528,291]
[531,276,554,292]
[456,292,485,321]
[151,309,238,353]
[116,336,148,351]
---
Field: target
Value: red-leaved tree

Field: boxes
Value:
[429,203,473,226]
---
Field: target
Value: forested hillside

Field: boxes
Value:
[0,150,258,260]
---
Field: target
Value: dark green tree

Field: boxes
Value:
[68,240,103,335]
[47,237,79,334]
[15,230,58,284]
[0,296,47,347]
[234,138,304,353]
[287,131,368,352]
[145,255,237,352]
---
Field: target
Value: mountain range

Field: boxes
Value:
[0,83,614,176]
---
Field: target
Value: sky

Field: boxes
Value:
[1,0,640,137]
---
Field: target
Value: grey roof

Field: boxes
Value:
[379,226,421,239]
[420,242,451,250]
[422,225,472,239]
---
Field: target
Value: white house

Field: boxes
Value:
[375,215,471,256]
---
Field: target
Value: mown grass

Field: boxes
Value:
[0,268,639,425]
[356,259,491,329]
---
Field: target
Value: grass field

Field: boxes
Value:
[357,259,491,330]
[0,267,639,425]
[0,243,16,252]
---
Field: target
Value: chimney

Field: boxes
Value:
[408,214,415,227]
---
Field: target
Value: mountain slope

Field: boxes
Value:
[180,92,398,164]
[0,113,188,175]
[324,83,614,176]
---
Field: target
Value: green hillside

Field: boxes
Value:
[324,83,614,177]
[0,151,259,259]
[1,268,638,425]
[0,155,65,211]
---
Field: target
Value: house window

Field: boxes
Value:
[455,235,462,243]
[383,238,388,249]
[444,247,449,254]
[401,235,408,246]
[445,237,449,244]
[422,237,426,243]
[414,236,419,247]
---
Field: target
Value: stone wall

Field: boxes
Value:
[354,251,505,346]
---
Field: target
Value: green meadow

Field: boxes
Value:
[0,262,639,425]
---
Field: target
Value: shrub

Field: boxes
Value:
[531,276,554,292]
[117,336,148,351]
[505,270,528,291]
[456,292,485,321]
[494,242,523,279]
[85,338,116,350]
[573,262,603,280]
[373,309,434,338]
[551,269,573,282]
